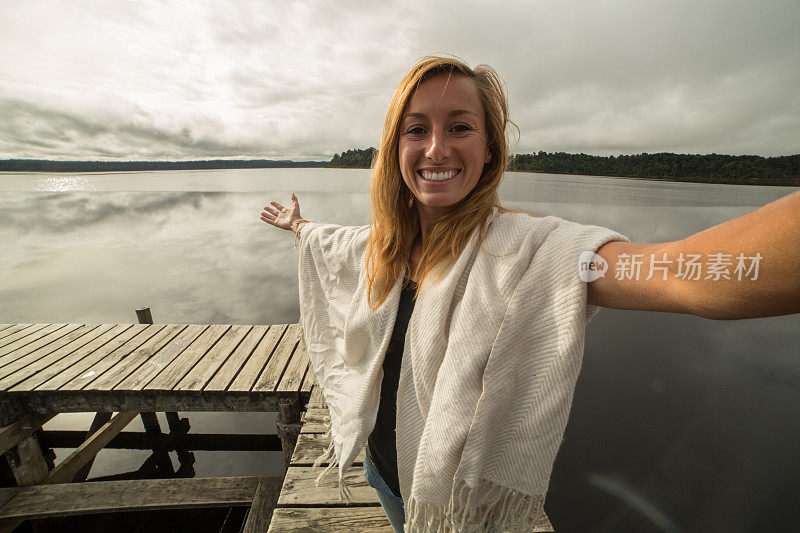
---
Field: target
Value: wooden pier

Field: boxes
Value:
[0,318,309,531]
[0,320,555,531]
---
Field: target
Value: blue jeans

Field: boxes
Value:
[363,446,406,533]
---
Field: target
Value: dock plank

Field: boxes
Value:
[277,466,375,506]
[268,507,392,532]
[252,323,299,393]
[8,325,133,392]
[276,325,308,394]
[228,324,286,392]
[0,324,72,359]
[175,325,252,391]
[299,354,314,396]
[0,325,102,383]
[0,325,39,345]
[0,477,261,520]
[300,409,330,434]
[307,384,324,407]
[205,325,268,392]
[54,325,165,391]
[87,324,190,390]
[143,325,229,391]
[33,324,150,391]
[292,434,364,466]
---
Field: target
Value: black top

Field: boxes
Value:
[367,277,417,499]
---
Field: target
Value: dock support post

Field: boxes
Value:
[140,413,175,477]
[5,433,49,486]
[276,397,302,470]
[165,412,195,477]
[134,307,153,325]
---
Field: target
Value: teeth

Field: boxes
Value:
[420,170,457,181]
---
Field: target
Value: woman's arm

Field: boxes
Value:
[587,189,800,319]
[260,192,310,235]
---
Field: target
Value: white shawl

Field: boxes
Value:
[297,208,628,532]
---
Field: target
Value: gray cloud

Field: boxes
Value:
[0,0,797,160]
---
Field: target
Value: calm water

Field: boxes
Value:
[1,168,798,532]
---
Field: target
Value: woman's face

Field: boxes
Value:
[398,74,491,215]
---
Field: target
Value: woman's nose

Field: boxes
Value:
[425,128,450,161]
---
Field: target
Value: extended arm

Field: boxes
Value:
[587,190,800,319]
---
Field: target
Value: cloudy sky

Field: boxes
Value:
[1,0,798,161]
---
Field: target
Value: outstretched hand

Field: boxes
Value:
[261,193,303,231]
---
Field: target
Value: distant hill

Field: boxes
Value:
[0,159,328,172]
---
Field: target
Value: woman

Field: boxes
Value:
[261,56,799,532]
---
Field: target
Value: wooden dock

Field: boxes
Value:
[0,321,555,531]
[0,321,314,421]
[0,319,310,531]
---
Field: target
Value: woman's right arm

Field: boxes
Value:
[260,192,310,236]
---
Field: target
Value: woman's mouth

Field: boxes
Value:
[418,169,460,183]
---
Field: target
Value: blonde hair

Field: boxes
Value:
[364,55,529,309]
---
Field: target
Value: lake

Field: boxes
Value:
[1,168,798,532]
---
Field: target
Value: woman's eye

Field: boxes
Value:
[406,126,426,135]
[452,124,471,132]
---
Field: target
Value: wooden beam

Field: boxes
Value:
[0,413,54,455]
[241,477,283,533]
[38,429,282,452]
[8,389,278,415]
[277,396,301,469]
[44,411,137,484]
[71,412,112,482]
[0,476,262,520]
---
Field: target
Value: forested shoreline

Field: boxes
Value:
[328,148,800,186]
[3,150,798,186]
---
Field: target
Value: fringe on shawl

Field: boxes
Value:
[406,477,546,533]
[312,427,354,503]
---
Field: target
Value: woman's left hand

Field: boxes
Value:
[260,192,304,232]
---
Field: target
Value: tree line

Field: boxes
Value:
[326,148,799,186]
[328,148,378,168]
[507,152,800,186]
[4,150,798,186]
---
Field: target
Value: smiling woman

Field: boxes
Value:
[259,55,800,532]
